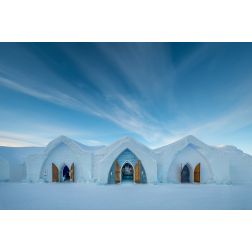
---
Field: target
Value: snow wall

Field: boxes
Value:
[40,142,92,182]
[2,135,252,184]
[167,144,214,183]
[26,136,92,182]
[0,156,10,181]
[155,136,231,184]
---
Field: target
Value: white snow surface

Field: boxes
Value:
[1,182,252,210]
[0,135,252,184]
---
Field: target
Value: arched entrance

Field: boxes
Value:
[107,148,147,184]
[121,162,134,182]
[181,164,190,183]
[62,165,70,182]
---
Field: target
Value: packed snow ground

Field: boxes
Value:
[1,183,252,209]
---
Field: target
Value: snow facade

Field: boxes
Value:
[95,137,157,184]
[0,156,10,181]
[1,135,252,184]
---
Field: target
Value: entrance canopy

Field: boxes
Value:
[97,137,157,184]
[107,149,147,184]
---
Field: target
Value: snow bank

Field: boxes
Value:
[1,183,252,209]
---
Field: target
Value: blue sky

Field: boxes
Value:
[0,42,252,154]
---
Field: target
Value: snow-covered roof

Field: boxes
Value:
[154,135,210,154]
[45,136,85,154]
[96,136,155,159]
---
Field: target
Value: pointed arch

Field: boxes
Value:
[168,144,214,183]
[100,137,157,184]
[181,163,192,183]
[194,163,200,183]
[107,149,147,184]
[39,136,92,183]
[121,162,134,182]
[52,163,59,182]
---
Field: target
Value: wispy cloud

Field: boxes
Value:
[0,131,48,147]
[0,43,252,151]
[0,75,165,142]
[153,93,252,148]
[0,44,175,144]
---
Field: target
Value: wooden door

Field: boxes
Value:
[70,163,75,182]
[134,160,141,183]
[52,163,59,182]
[114,160,121,183]
[194,163,200,183]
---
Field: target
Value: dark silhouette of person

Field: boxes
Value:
[63,165,70,181]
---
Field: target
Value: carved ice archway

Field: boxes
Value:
[107,148,147,184]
